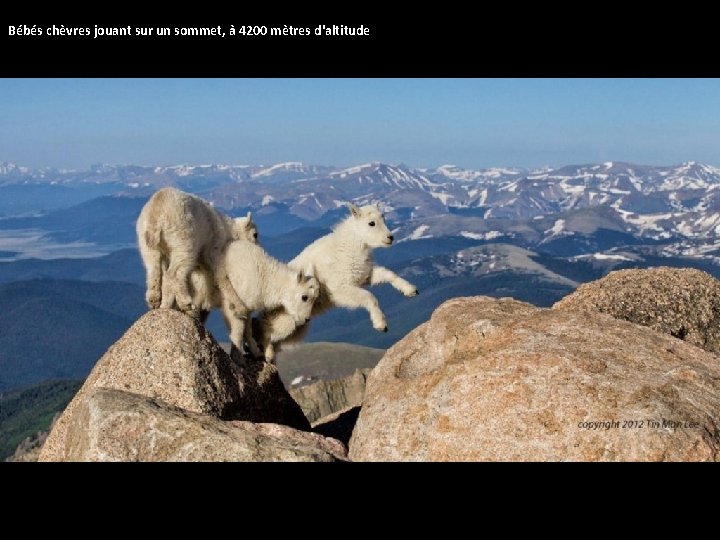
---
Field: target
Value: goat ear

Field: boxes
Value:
[296,270,304,283]
[348,203,361,218]
[245,211,253,224]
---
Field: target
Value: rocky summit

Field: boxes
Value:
[349,295,720,461]
[40,309,331,462]
[36,268,720,462]
[65,389,346,462]
[554,267,720,355]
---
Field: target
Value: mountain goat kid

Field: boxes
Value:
[136,187,257,312]
[188,241,320,357]
[256,204,418,362]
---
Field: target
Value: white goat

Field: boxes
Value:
[256,204,418,362]
[136,187,257,312]
[188,241,319,356]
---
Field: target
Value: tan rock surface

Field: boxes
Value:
[554,267,720,355]
[40,309,308,461]
[349,296,720,461]
[290,369,370,422]
[65,389,346,462]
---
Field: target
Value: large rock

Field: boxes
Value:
[554,267,720,355]
[66,389,346,462]
[287,369,371,445]
[40,309,309,461]
[290,369,370,422]
[349,296,720,461]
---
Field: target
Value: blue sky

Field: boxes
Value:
[2,78,719,169]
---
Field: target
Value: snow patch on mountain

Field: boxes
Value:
[460,230,504,240]
[401,224,432,242]
[253,162,306,177]
[429,192,453,205]
[545,219,567,237]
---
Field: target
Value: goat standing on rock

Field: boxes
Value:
[257,204,419,362]
[136,187,257,315]
[137,187,319,357]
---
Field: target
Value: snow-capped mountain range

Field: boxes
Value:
[3,159,720,262]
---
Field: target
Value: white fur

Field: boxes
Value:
[258,204,418,362]
[190,241,320,357]
[136,187,257,311]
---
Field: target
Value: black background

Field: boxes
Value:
[1,9,716,76]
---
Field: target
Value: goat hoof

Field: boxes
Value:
[382,326,388,333]
[146,293,161,309]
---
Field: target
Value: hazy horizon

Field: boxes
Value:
[2,158,719,172]
[2,78,720,170]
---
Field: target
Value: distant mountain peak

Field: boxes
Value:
[4,160,720,255]
[252,162,307,177]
